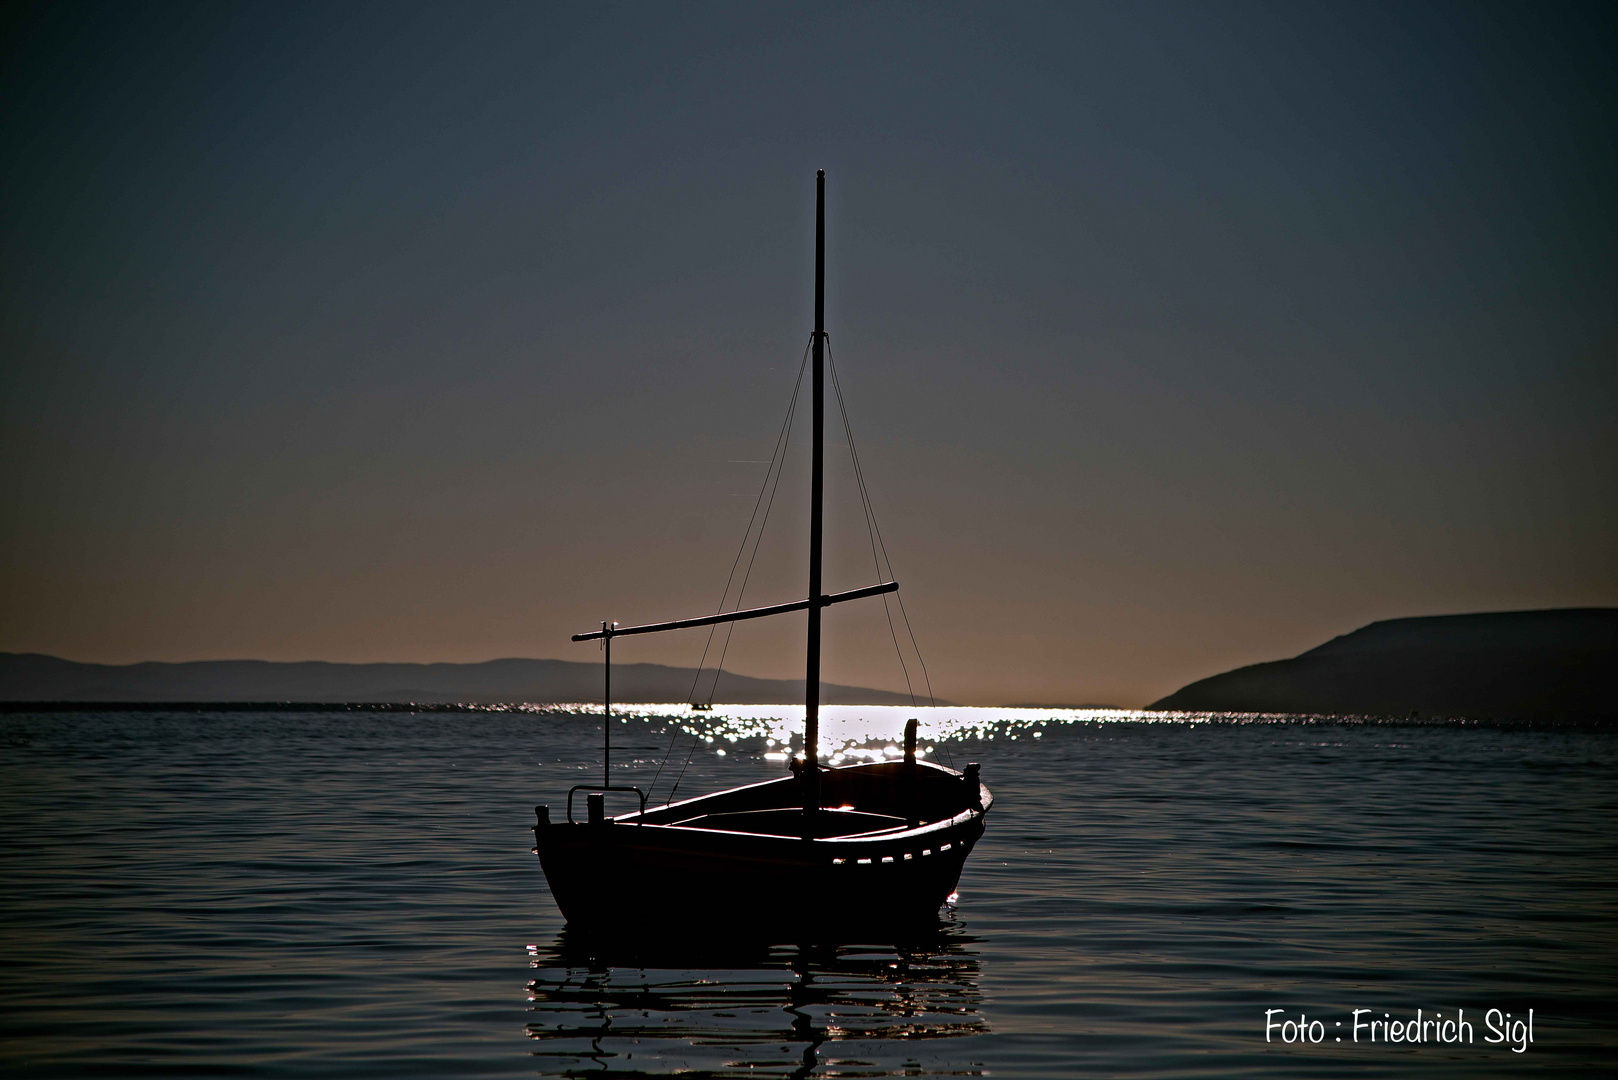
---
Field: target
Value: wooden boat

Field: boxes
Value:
[533,171,991,935]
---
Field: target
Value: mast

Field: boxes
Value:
[805,169,825,796]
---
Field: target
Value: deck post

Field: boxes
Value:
[904,718,920,826]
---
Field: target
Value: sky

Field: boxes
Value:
[2,1,1614,706]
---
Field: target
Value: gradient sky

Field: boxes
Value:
[2,2,1614,705]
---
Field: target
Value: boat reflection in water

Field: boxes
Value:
[524,917,987,1078]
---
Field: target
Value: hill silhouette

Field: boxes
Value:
[1150,608,1617,720]
[0,654,934,706]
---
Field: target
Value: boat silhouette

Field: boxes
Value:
[533,171,991,936]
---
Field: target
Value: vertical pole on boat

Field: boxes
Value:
[804,168,826,814]
[602,621,612,789]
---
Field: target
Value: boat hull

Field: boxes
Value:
[533,761,991,937]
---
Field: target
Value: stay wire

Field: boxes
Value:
[825,346,915,707]
[825,337,937,709]
[644,724,680,808]
[664,733,703,809]
[827,338,949,766]
[682,337,812,706]
[651,336,812,806]
[704,336,811,703]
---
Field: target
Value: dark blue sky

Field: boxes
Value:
[3,1,1613,704]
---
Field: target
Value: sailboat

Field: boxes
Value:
[532,171,991,936]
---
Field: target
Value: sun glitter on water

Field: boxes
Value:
[538,702,1160,762]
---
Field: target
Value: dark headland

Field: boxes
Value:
[0,654,934,707]
[1150,608,1617,721]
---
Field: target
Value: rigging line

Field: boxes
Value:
[824,338,919,706]
[651,340,809,804]
[689,346,809,693]
[688,344,806,702]
[828,367,919,709]
[847,395,936,711]
[823,338,897,588]
[825,345,889,590]
[701,331,815,703]
[705,359,804,702]
[643,724,682,806]
[825,344,915,706]
[656,339,811,801]
[883,593,917,706]
[891,589,937,707]
[826,336,939,710]
[663,726,703,808]
[683,338,813,705]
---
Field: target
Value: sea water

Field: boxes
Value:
[1,706,1614,1077]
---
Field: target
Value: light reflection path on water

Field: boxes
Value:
[516,702,1511,770]
[526,702,1140,762]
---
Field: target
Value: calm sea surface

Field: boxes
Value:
[2,706,1614,1077]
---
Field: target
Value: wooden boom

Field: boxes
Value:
[571,580,898,642]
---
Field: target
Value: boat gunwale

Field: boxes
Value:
[605,758,979,823]
[547,798,991,849]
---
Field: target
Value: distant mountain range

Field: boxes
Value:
[0,653,931,706]
[1150,608,1617,721]
[10,607,1611,716]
